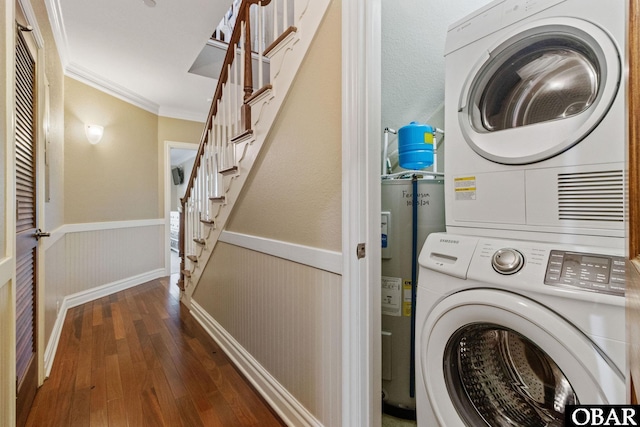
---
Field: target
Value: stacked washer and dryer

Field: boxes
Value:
[415,0,627,426]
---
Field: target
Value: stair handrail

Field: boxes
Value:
[178,0,271,291]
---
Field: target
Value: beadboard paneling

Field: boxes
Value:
[193,242,342,427]
[64,224,164,295]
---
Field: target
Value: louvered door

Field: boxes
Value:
[15,25,38,427]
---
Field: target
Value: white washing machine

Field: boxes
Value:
[415,232,625,426]
[443,0,626,248]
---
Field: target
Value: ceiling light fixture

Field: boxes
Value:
[143,0,156,7]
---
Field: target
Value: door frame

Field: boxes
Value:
[1,0,17,426]
[163,140,198,276]
[341,0,382,425]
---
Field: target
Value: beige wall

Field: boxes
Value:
[64,77,160,223]
[225,0,342,251]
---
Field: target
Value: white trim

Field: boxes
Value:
[0,258,11,289]
[43,268,165,377]
[61,218,164,234]
[40,225,64,251]
[164,141,199,276]
[41,219,165,252]
[158,107,207,123]
[190,301,323,427]
[43,0,70,68]
[3,3,16,425]
[66,68,159,115]
[16,0,44,48]
[218,231,342,274]
[342,0,382,426]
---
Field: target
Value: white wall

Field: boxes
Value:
[381,0,492,170]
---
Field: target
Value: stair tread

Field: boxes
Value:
[193,238,206,246]
[245,84,273,105]
[181,269,192,278]
[231,129,254,143]
[220,166,239,176]
[187,255,198,263]
[210,196,226,202]
[264,26,298,56]
[200,218,215,225]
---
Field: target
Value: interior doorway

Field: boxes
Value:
[164,141,198,276]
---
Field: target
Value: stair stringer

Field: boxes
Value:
[181,0,332,306]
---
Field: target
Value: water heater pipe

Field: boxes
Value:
[409,174,418,398]
[382,127,397,175]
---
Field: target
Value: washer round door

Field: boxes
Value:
[458,17,621,165]
[418,289,624,427]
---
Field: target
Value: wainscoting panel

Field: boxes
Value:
[64,224,164,295]
[193,242,342,427]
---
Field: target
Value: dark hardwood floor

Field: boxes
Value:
[26,275,286,427]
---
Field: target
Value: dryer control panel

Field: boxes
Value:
[544,251,625,296]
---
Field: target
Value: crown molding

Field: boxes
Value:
[66,62,160,115]
[158,107,207,123]
[44,0,69,68]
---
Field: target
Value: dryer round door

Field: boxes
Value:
[458,17,621,165]
[418,289,624,427]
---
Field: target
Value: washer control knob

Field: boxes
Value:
[492,248,524,275]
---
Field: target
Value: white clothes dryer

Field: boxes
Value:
[415,232,625,427]
[443,0,626,248]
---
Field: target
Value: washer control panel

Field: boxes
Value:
[544,251,625,296]
[491,248,524,275]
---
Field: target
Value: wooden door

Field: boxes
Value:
[14,19,39,427]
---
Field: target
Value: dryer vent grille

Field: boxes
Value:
[557,170,624,222]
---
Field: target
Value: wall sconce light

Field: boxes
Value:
[85,124,104,144]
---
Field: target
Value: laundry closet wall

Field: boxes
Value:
[381,0,491,172]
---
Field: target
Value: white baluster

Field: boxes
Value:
[273,0,278,42]
[233,49,239,138]
[207,128,213,216]
[215,120,221,196]
[214,151,220,197]
[258,1,264,87]
[227,63,232,165]
[220,93,226,170]
[283,0,288,29]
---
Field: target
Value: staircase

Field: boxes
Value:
[178,0,331,305]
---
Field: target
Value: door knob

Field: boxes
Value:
[34,229,51,240]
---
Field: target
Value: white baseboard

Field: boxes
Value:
[190,301,323,427]
[43,268,165,377]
